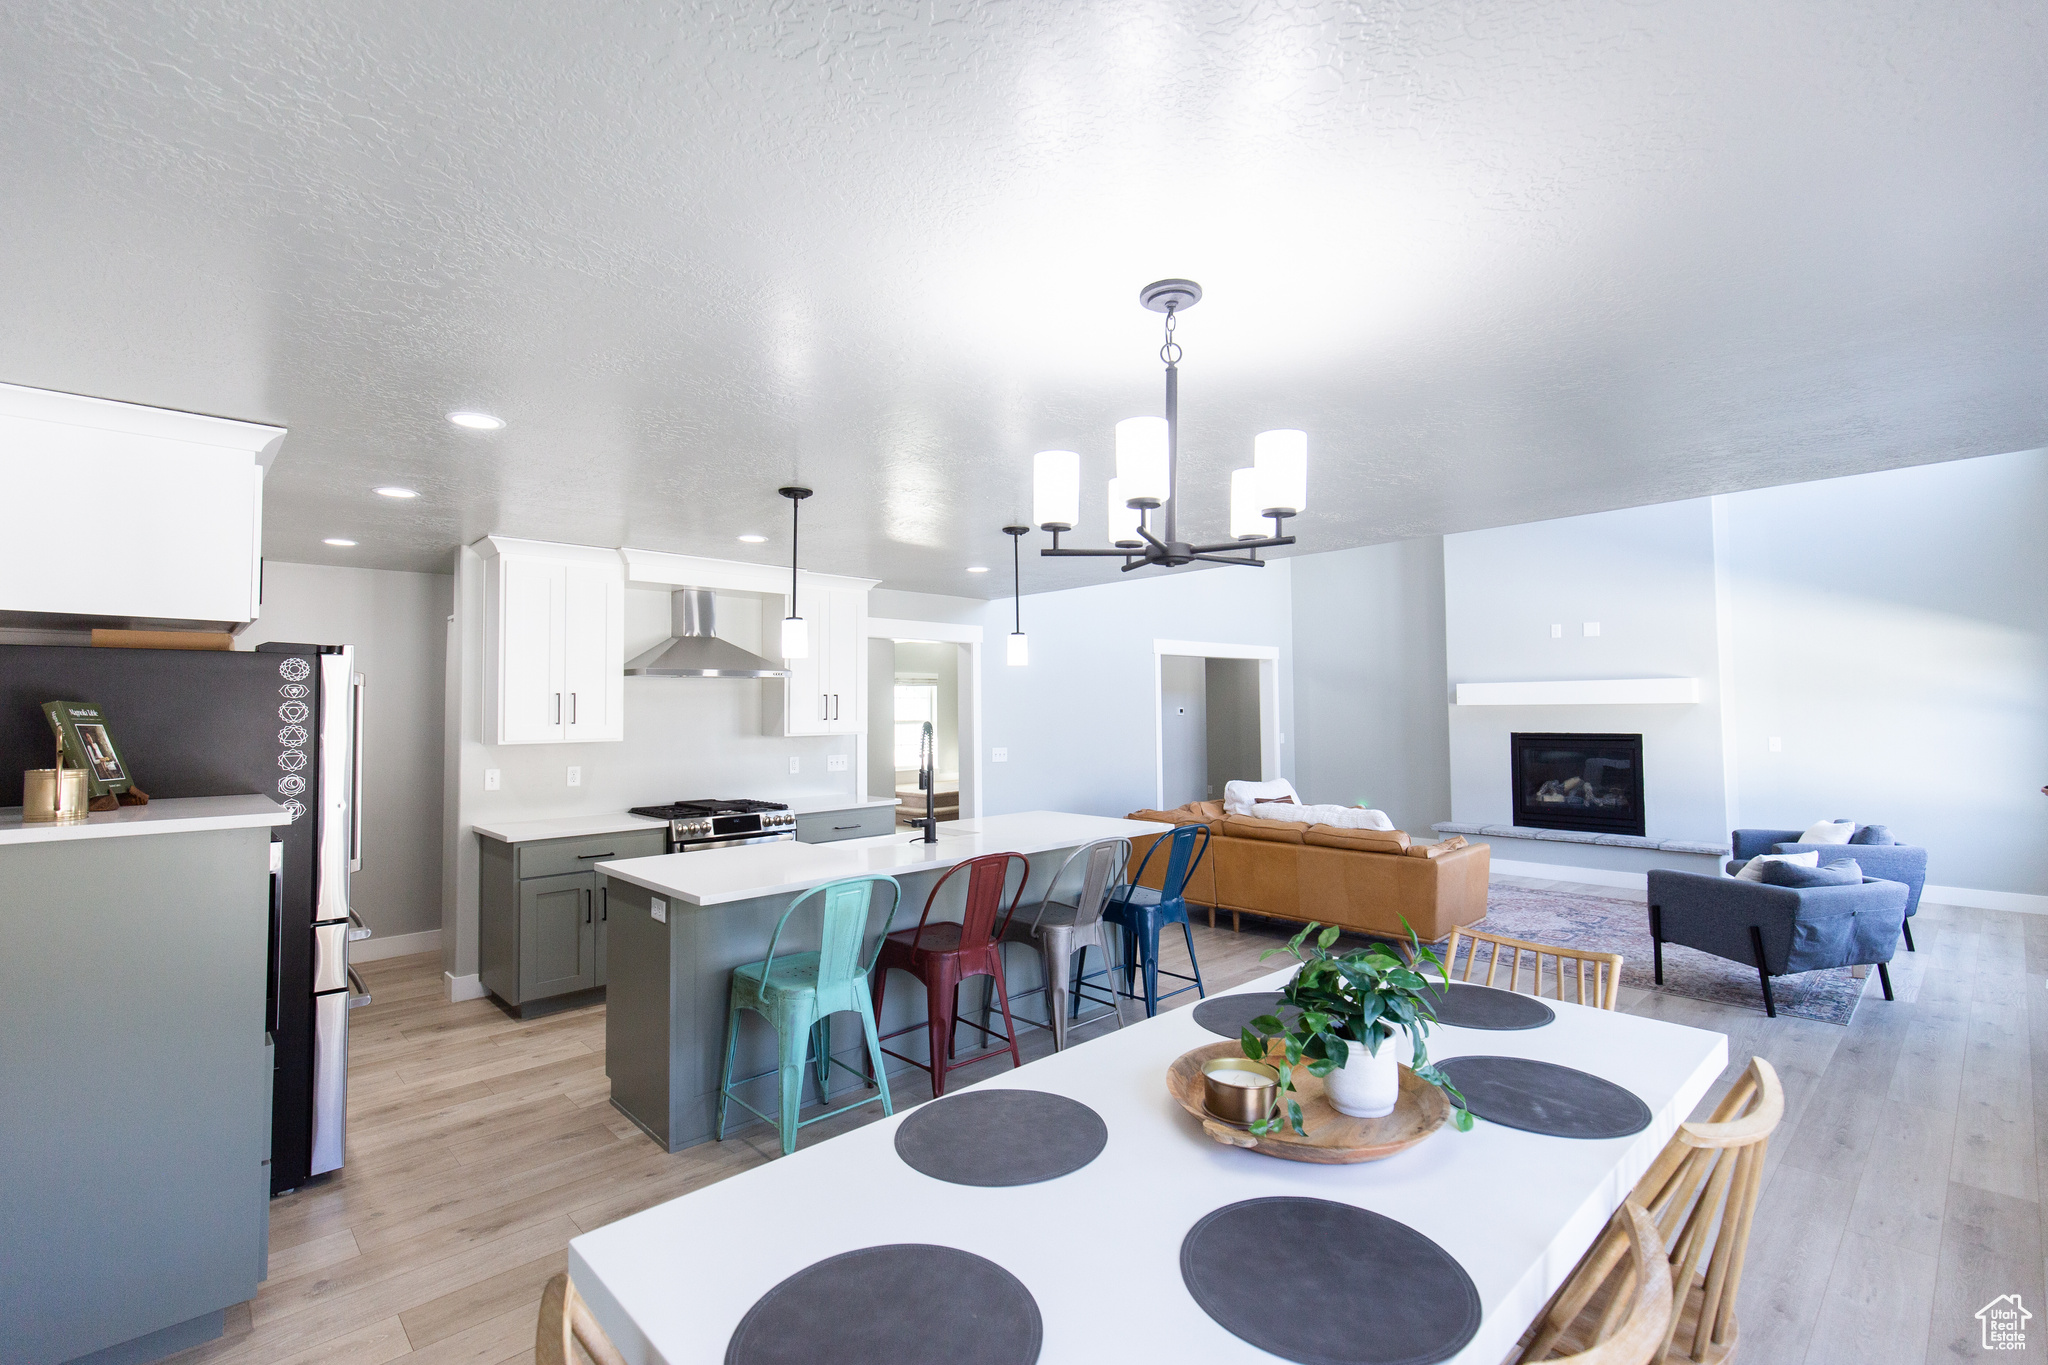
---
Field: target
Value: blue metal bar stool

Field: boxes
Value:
[716,874,900,1156]
[1102,823,1210,1017]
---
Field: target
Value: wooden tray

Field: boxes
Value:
[1166,1039,1450,1164]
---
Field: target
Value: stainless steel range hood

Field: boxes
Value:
[624,588,790,678]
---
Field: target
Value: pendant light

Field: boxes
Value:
[1003,525,1030,665]
[777,486,811,659]
[1031,279,1306,570]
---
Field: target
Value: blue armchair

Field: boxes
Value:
[1646,870,1908,1017]
[1729,828,1927,949]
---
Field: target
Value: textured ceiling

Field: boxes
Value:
[2,1,2043,595]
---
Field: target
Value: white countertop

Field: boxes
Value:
[569,968,1728,1365]
[472,797,898,845]
[598,811,1162,905]
[0,794,290,847]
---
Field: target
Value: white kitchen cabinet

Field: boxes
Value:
[481,539,624,745]
[764,583,865,736]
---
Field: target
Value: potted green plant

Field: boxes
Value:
[1239,921,1472,1137]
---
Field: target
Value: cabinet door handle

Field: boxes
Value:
[586,894,592,925]
[832,693,839,720]
[553,692,562,724]
[570,692,578,724]
[833,824,858,831]
[576,851,615,860]
[601,887,608,922]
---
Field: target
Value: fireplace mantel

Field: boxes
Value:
[1454,678,1700,706]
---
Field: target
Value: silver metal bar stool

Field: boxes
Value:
[983,837,1132,1051]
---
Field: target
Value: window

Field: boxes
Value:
[894,678,938,770]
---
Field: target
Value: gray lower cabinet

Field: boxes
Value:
[795,804,896,843]
[480,827,665,1013]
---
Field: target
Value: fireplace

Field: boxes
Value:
[1511,733,1645,837]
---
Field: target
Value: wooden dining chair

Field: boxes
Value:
[1444,925,1624,1010]
[537,1272,627,1365]
[1520,1056,1785,1365]
[1517,1200,1673,1364]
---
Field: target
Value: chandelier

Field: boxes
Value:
[1028,279,1307,571]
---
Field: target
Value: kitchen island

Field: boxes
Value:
[596,811,1163,1151]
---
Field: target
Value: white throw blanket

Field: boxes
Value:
[1248,803,1396,831]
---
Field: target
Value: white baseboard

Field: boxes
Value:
[349,928,441,962]
[1923,883,2048,916]
[444,971,488,1002]
[1491,858,1648,891]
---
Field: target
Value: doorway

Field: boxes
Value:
[864,623,982,825]
[1152,639,1282,810]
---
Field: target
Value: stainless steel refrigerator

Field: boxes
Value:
[0,641,366,1192]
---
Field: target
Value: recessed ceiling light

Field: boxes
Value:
[375,486,419,499]
[737,534,767,544]
[324,538,357,547]
[447,410,504,430]
[966,565,990,573]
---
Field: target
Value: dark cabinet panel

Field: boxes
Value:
[518,873,596,998]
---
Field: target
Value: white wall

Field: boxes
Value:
[1721,449,2048,896]
[1159,655,1208,806]
[977,562,1295,818]
[1289,537,1453,833]
[1443,500,1735,842]
[242,561,451,946]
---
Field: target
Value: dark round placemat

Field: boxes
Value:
[893,1089,1107,1186]
[1425,982,1555,1031]
[1181,1197,1480,1365]
[1192,990,1302,1041]
[727,1243,1041,1365]
[1434,1056,1651,1139]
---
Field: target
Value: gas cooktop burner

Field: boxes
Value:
[629,798,791,819]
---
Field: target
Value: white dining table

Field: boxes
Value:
[569,968,1728,1365]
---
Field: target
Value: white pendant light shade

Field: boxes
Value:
[780,615,809,660]
[1105,478,1143,547]
[1253,429,1308,515]
[1114,416,1170,505]
[1230,468,1266,540]
[1006,632,1029,666]
[1032,450,1080,531]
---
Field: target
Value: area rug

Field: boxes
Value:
[1448,884,1871,1026]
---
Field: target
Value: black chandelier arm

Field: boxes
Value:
[1186,534,1294,554]
[1040,546,1149,558]
[1136,523,1169,553]
[1188,553,1269,567]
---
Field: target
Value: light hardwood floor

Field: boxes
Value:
[168,878,2044,1365]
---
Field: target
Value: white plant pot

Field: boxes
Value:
[1322,1028,1404,1119]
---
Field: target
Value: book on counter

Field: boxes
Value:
[42,700,137,800]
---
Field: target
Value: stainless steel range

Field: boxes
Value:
[628,798,796,852]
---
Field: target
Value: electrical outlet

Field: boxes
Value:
[789,756,800,774]
[566,766,581,787]
[827,754,848,772]
[650,897,667,924]
[1769,736,1783,752]
[483,768,501,791]
[992,747,1008,763]
[1551,623,1562,639]
[1583,621,1601,637]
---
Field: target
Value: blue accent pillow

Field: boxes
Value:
[1759,857,1863,889]
[1849,824,1895,845]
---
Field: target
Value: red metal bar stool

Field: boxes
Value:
[870,852,1028,1097]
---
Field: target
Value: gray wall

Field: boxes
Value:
[243,560,450,943]
[1159,655,1207,806]
[866,637,895,799]
[1443,500,1736,843]
[977,561,1294,818]
[1205,656,1262,797]
[1721,449,2048,896]
[1289,537,1453,834]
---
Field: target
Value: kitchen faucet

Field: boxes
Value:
[909,720,938,844]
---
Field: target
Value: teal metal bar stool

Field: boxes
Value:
[716,873,900,1156]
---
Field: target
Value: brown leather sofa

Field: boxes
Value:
[1123,801,1490,943]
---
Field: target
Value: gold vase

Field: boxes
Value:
[23,767,91,823]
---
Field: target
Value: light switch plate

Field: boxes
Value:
[1551,623,1562,639]
[650,897,667,924]
[1769,737,1783,752]
[789,756,800,774]
[566,766,581,787]
[483,768,501,791]
[827,754,848,772]
[992,747,1008,763]
[1583,621,1601,637]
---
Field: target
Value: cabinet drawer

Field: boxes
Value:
[796,806,895,844]
[517,828,667,879]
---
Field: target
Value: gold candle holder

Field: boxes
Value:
[23,767,90,823]
[1201,1056,1279,1128]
